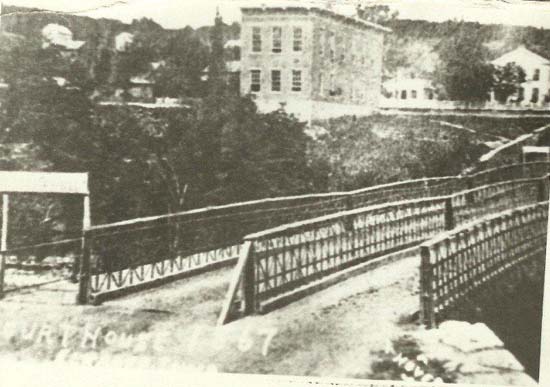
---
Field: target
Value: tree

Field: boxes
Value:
[154,29,208,98]
[356,4,398,25]
[435,23,495,103]
[493,63,526,104]
[208,8,227,96]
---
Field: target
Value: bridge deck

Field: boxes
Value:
[0,251,420,377]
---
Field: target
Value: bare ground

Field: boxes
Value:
[0,254,421,379]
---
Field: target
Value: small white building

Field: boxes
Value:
[41,24,85,50]
[491,46,550,107]
[115,32,134,52]
[383,77,435,101]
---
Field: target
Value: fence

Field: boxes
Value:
[468,161,550,186]
[0,162,546,303]
[76,163,548,304]
[0,237,81,299]
[217,175,548,324]
[419,201,549,328]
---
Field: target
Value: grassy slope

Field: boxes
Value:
[309,114,550,191]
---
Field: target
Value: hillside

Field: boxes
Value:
[0,5,239,49]
[3,4,550,84]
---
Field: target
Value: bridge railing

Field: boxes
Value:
[76,161,549,304]
[419,201,548,328]
[451,177,542,226]
[0,237,82,299]
[468,161,550,186]
[217,175,548,324]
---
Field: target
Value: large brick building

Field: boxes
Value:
[240,6,390,122]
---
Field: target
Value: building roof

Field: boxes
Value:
[226,60,241,73]
[151,60,166,70]
[224,39,241,48]
[115,32,134,52]
[52,76,67,87]
[491,45,550,67]
[241,5,392,33]
[383,77,434,90]
[130,76,154,85]
[41,24,85,50]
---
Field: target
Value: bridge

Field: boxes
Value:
[0,161,548,333]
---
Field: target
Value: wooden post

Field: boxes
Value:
[420,245,436,328]
[537,177,548,202]
[0,194,7,299]
[445,197,455,231]
[71,195,91,282]
[76,229,91,305]
[465,176,474,205]
[217,241,253,326]
[242,242,257,315]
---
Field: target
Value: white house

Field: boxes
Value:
[41,24,85,51]
[115,32,134,52]
[383,77,435,101]
[491,46,550,107]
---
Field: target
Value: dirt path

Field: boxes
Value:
[0,252,422,379]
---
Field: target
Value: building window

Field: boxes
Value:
[411,90,417,99]
[292,70,302,92]
[252,27,261,52]
[401,90,407,99]
[271,70,281,92]
[329,33,335,62]
[534,69,540,81]
[518,87,524,101]
[319,73,324,96]
[250,70,261,92]
[531,87,539,103]
[293,27,303,51]
[272,27,282,53]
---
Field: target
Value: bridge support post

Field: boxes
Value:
[0,253,4,300]
[464,176,474,204]
[420,245,436,328]
[445,197,455,230]
[242,242,257,315]
[0,194,8,299]
[538,175,550,202]
[76,230,91,305]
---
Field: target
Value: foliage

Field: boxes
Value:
[435,23,495,103]
[356,4,398,25]
[153,29,209,98]
[308,115,485,192]
[493,63,526,103]
[364,335,457,383]
[0,21,315,234]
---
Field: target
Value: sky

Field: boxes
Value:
[2,0,550,29]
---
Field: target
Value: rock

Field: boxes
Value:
[459,371,537,386]
[404,360,415,372]
[475,349,525,372]
[459,360,493,374]
[443,359,462,373]
[439,321,504,353]
[413,365,425,378]
[420,373,434,382]
[416,354,429,365]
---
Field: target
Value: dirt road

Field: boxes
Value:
[0,253,421,379]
